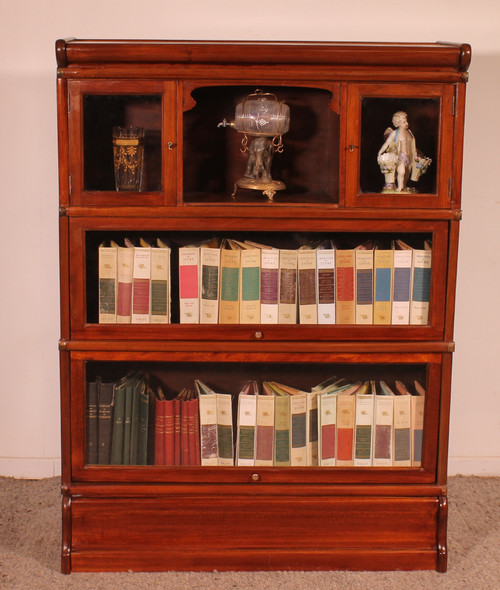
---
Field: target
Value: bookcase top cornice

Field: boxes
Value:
[55,39,471,73]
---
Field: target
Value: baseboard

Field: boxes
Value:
[0,457,61,479]
[448,456,500,476]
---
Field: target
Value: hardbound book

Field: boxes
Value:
[219,239,240,324]
[355,244,374,324]
[116,239,134,323]
[335,249,355,324]
[272,382,308,466]
[154,387,166,465]
[354,382,374,466]
[86,379,99,464]
[150,238,171,324]
[318,390,338,466]
[128,375,146,465]
[131,239,151,324]
[179,245,200,324]
[392,241,412,325]
[110,375,128,465]
[98,241,117,323]
[306,391,319,465]
[236,381,257,466]
[239,244,261,324]
[335,382,362,466]
[373,381,394,467]
[392,381,412,467]
[289,390,308,466]
[409,241,432,325]
[178,389,190,466]
[200,241,221,324]
[297,246,318,324]
[255,389,275,466]
[396,380,425,467]
[216,393,234,466]
[278,249,298,324]
[136,380,153,465]
[373,244,393,325]
[411,381,426,467]
[260,247,280,324]
[97,380,115,465]
[316,241,336,325]
[196,380,218,466]
[267,382,291,467]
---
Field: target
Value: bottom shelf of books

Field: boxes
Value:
[69,352,444,481]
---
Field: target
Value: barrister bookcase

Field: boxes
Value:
[56,39,470,573]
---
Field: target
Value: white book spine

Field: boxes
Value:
[260,249,279,324]
[392,249,412,325]
[179,247,200,324]
[316,248,336,324]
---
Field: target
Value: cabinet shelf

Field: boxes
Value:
[57,39,468,573]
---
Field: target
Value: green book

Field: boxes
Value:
[110,376,127,465]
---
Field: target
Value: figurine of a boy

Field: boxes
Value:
[377,111,431,193]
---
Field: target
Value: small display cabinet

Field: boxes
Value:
[56,39,470,573]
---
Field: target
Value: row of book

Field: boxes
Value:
[99,236,432,326]
[98,238,171,324]
[87,373,424,468]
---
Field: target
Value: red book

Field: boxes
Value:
[164,399,175,465]
[180,398,190,466]
[154,397,165,465]
[174,398,182,465]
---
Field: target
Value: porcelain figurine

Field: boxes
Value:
[377,111,431,193]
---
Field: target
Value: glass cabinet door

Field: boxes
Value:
[344,84,456,209]
[71,351,443,484]
[67,80,177,206]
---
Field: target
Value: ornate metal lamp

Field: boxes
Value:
[219,89,290,201]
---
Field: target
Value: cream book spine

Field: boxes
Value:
[335,249,355,324]
[260,248,279,324]
[278,249,298,324]
[150,238,170,324]
[393,390,412,467]
[255,394,275,467]
[98,241,118,324]
[354,389,374,466]
[236,392,257,466]
[318,392,338,466]
[410,245,432,325]
[240,247,261,324]
[373,248,393,325]
[355,248,374,324]
[392,247,412,325]
[198,392,218,466]
[306,391,319,466]
[411,381,425,467]
[316,247,336,324]
[290,392,308,466]
[298,248,318,324]
[131,239,151,324]
[219,246,240,324]
[373,391,394,467]
[179,246,200,324]
[116,240,134,324]
[216,393,234,466]
[200,245,220,324]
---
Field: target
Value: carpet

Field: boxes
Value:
[0,475,498,589]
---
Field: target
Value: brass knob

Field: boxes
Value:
[251,473,260,482]
[255,331,263,339]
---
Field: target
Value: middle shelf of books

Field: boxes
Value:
[66,216,453,341]
[67,349,447,484]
